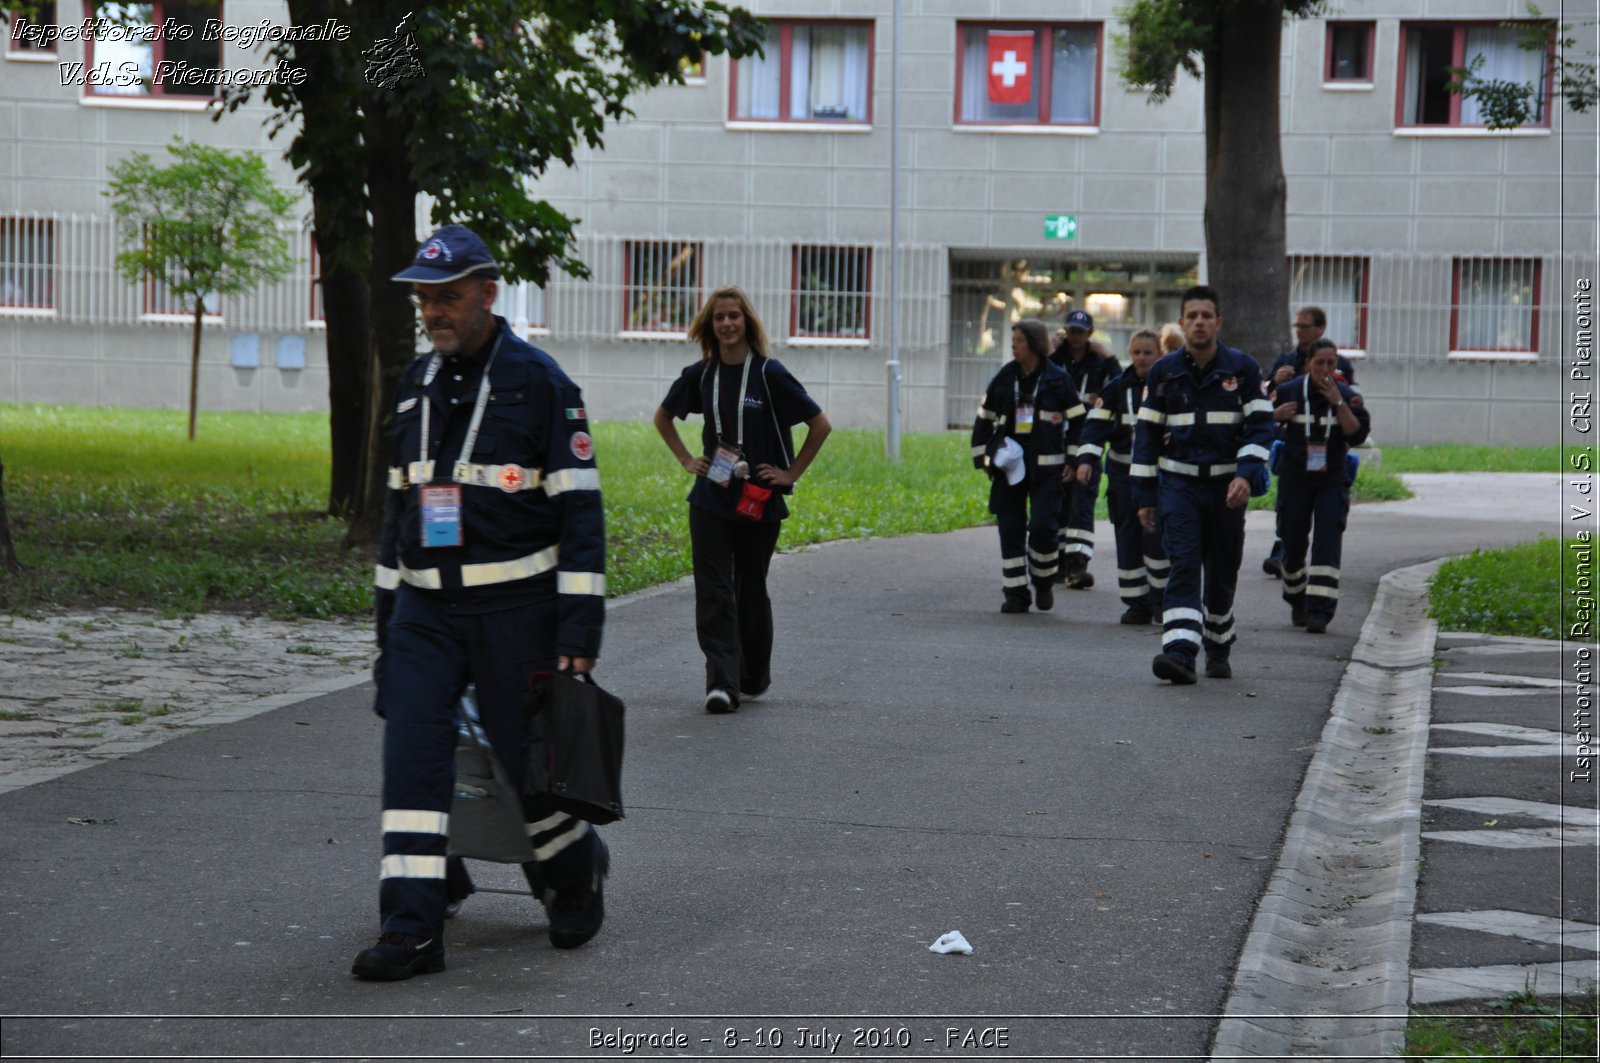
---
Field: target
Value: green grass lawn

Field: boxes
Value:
[0,403,1557,619]
[1428,536,1589,642]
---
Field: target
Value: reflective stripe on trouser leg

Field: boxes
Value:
[1156,477,1209,660]
[1025,472,1063,585]
[1144,555,1170,591]
[1306,477,1349,618]
[527,810,590,864]
[1105,467,1150,605]
[1201,496,1247,661]
[996,475,1058,596]
[1276,474,1317,606]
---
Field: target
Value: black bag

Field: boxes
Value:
[524,671,626,825]
[449,688,536,863]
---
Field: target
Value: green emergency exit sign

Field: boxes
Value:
[1044,214,1078,240]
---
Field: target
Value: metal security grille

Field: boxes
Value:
[0,215,54,310]
[622,239,702,334]
[792,245,871,339]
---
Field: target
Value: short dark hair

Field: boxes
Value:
[1181,285,1219,315]
[1298,306,1327,328]
[1309,337,1338,354]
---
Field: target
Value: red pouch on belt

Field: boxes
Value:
[734,480,772,521]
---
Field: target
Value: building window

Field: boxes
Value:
[307,234,323,325]
[679,56,705,84]
[86,2,223,100]
[791,245,871,341]
[8,3,59,54]
[1288,256,1369,352]
[1452,258,1540,354]
[504,280,545,334]
[139,225,222,319]
[0,216,54,311]
[956,22,1100,126]
[623,240,700,334]
[731,20,872,124]
[1399,22,1551,127]
[1324,22,1373,82]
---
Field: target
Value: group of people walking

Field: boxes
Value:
[971,286,1370,685]
[355,225,1369,983]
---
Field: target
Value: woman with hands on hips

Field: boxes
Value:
[653,287,832,714]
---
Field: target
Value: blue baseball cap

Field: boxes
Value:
[1064,309,1093,330]
[391,225,502,283]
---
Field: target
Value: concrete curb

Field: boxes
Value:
[1211,559,1442,1061]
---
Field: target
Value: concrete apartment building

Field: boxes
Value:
[2,1,1595,443]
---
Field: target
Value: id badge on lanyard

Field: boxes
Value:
[415,336,502,548]
[709,357,754,488]
[1014,403,1035,434]
[1013,375,1037,436]
[1306,443,1328,473]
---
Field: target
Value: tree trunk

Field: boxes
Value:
[287,0,374,518]
[345,59,419,547]
[0,453,22,575]
[188,296,204,440]
[1203,3,1290,370]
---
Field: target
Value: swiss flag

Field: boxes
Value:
[987,31,1034,104]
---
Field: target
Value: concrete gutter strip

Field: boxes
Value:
[1212,560,1442,1061]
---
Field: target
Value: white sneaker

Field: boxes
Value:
[704,689,735,714]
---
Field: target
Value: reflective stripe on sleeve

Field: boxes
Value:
[1063,402,1086,420]
[1037,453,1068,466]
[545,467,601,496]
[971,444,987,458]
[1238,444,1271,463]
[1130,463,1158,478]
[1244,398,1275,416]
[976,407,1000,422]
[1077,443,1103,458]
[381,854,448,880]
[1086,407,1114,422]
[382,810,449,835]
[374,565,400,591]
[1137,406,1167,425]
[558,571,606,596]
[1108,450,1132,464]
[1167,412,1196,427]
[1204,410,1241,424]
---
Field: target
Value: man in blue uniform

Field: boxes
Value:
[1133,286,1274,684]
[1049,310,1117,589]
[972,319,1084,613]
[354,225,609,980]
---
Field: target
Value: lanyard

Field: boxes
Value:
[418,332,505,471]
[1303,374,1328,443]
[711,356,754,446]
[1012,367,1040,413]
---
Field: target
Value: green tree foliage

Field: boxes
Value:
[1448,6,1597,130]
[105,139,296,441]
[221,1,765,533]
[1117,0,1323,367]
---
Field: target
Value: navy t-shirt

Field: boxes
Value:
[661,356,822,523]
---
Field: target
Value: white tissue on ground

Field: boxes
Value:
[929,930,973,955]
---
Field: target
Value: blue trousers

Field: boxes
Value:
[1106,463,1168,606]
[1277,474,1349,620]
[376,585,595,938]
[1157,476,1246,662]
[1058,458,1099,569]
[993,469,1063,602]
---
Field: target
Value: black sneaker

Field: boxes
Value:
[1066,570,1095,590]
[1262,557,1284,579]
[1034,583,1055,611]
[1120,604,1153,625]
[999,597,1029,614]
[351,932,445,981]
[704,689,735,714]
[1152,652,1197,685]
[1305,616,1329,634]
[1205,657,1232,679]
[544,833,610,949]
[1290,604,1308,627]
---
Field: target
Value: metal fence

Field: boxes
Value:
[0,213,950,352]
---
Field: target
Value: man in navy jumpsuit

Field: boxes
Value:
[354,225,609,980]
[1049,310,1118,588]
[1133,285,1274,685]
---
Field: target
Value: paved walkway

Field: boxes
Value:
[0,472,1583,1062]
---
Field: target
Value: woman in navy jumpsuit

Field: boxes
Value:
[1270,338,1371,634]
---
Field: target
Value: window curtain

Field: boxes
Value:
[1050,26,1097,123]
[1402,29,1424,122]
[1458,260,1535,350]
[1290,259,1364,349]
[1461,26,1545,124]
[738,44,781,118]
[789,26,812,119]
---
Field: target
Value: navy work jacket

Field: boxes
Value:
[1271,374,1372,479]
[1131,343,1274,511]
[377,318,605,659]
[971,358,1085,484]
[1078,364,1149,467]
